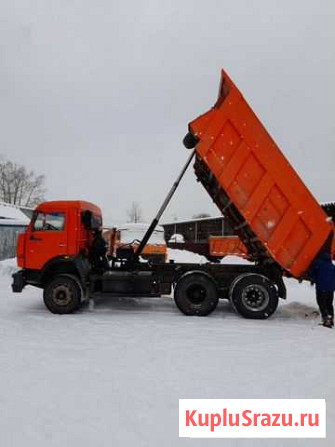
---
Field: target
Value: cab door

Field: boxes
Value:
[25,211,68,270]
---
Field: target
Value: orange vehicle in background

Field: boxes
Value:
[209,236,249,259]
[104,223,167,264]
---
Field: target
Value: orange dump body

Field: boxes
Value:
[188,70,333,278]
[209,236,249,259]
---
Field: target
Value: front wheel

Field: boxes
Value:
[174,271,218,316]
[230,274,278,319]
[43,274,83,314]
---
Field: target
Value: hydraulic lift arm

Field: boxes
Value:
[134,149,195,262]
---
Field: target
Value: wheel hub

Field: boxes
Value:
[52,284,73,306]
[241,284,269,311]
[186,284,207,305]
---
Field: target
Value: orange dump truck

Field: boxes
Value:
[12,70,333,320]
[184,70,333,278]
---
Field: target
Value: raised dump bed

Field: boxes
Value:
[186,70,333,278]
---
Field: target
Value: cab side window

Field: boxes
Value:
[33,213,45,231]
[33,212,65,231]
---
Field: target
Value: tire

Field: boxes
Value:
[43,274,83,314]
[183,132,199,149]
[174,271,218,316]
[230,274,278,319]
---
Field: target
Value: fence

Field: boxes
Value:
[0,201,31,260]
[0,225,27,260]
[162,216,235,244]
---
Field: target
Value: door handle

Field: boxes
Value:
[30,235,42,241]
[59,244,66,247]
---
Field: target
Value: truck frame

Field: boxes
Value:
[12,69,332,319]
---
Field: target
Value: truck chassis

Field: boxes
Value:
[13,256,285,318]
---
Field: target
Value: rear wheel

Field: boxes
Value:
[230,274,278,319]
[174,271,218,316]
[43,274,83,314]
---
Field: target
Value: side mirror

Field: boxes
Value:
[81,210,93,229]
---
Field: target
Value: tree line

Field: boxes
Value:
[0,156,45,207]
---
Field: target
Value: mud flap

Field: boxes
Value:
[12,271,26,293]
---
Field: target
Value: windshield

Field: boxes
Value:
[32,212,65,231]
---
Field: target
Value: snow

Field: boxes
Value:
[117,223,165,245]
[167,250,253,266]
[220,255,253,265]
[167,247,207,263]
[0,256,17,275]
[168,233,185,243]
[1,256,334,446]
[0,201,30,226]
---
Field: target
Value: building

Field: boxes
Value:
[0,202,30,260]
[162,216,235,244]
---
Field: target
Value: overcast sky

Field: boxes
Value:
[0,0,334,225]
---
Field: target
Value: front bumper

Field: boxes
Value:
[12,270,26,293]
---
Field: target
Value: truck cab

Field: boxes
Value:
[13,200,102,299]
[17,200,102,270]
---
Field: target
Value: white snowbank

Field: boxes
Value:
[168,233,185,243]
[220,254,253,265]
[167,248,207,263]
[0,257,18,275]
[167,249,253,265]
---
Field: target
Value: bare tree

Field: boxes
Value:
[0,157,46,207]
[127,201,143,223]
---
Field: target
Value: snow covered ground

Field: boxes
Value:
[1,255,334,447]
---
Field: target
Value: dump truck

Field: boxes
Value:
[12,70,334,319]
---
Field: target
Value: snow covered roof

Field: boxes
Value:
[0,202,30,226]
[162,215,223,226]
[117,223,165,245]
[118,223,164,232]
